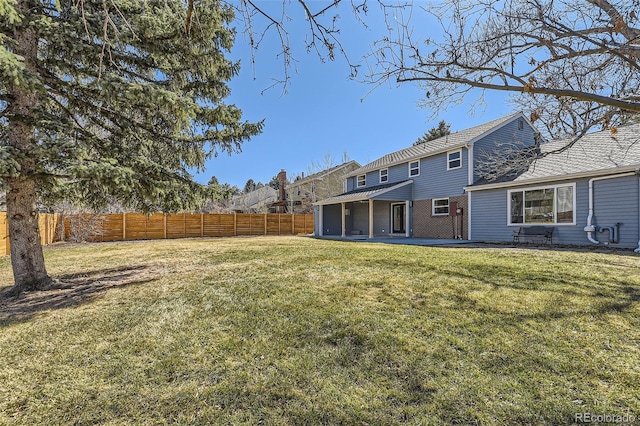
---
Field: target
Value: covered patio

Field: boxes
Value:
[314,180,413,239]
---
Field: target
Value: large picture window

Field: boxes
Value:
[508,184,575,225]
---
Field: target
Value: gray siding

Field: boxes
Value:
[352,203,369,235]
[472,118,538,183]
[411,149,469,200]
[470,176,639,248]
[388,163,408,183]
[373,184,413,201]
[321,204,342,235]
[592,175,639,247]
[373,201,392,235]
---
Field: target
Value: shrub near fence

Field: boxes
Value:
[0,212,60,257]
[64,213,314,243]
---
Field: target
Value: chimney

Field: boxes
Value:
[277,169,287,212]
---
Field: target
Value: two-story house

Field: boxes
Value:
[314,113,539,239]
[287,160,361,213]
[230,186,278,213]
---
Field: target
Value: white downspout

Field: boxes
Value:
[585,172,636,244]
[466,143,474,241]
[584,179,599,244]
[467,191,472,241]
[636,176,640,253]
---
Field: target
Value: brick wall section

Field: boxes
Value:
[412,195,468,239]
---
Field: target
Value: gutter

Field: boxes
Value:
[464,165,640,192]
[637,172,640,253]
[345,143,470,178]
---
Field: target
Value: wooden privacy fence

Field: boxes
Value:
[63,213,314,243]
[0,212,314,256]
[0,212,60,257]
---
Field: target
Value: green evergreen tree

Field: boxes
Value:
[0,0,263,294]
[413,120,452,145]
[243,179,257,194]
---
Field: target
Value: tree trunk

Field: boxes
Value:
[6,180,53,294]
[4,0,53,295]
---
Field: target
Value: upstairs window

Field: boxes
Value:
[447,149,462,170]
[357,174,366,187]
[409,161,420,177]
[380,169,388,183]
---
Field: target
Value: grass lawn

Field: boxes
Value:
[0,236,639,425]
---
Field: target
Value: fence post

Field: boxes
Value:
[234,213,237,236]
[122,213,127,241]
[278,214,281,235]
[164,214,168,239]
[264,213,268,235]
[292,214,295,235]
[183,213,186,238]
[201,213,204,238]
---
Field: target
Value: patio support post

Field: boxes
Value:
[405,200,410,237]
[368,199,374,238]
[318,205,324,236]
[341,202,346,237]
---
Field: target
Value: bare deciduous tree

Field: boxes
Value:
[366,0,640,139]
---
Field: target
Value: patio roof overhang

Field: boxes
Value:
[314,180,413,206]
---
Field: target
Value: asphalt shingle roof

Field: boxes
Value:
[315,180,412,205]
[347,112,525,177]
[288,160,360,187]
[471,123,640,188]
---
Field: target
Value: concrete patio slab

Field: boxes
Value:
[313,235,476,246]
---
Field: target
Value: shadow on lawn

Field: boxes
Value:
[0,265,156,326]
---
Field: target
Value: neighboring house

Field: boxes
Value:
[287,160,361,213]
[466,123,640,251]
[230,186,278,213]
[314,112,539,238]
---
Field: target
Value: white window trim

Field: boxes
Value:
[447,149,462,170]
[507,182,577,226]
[432,198,450,216]
[357,174,366,188]
[409,160,420,177]
[379,168,388,183]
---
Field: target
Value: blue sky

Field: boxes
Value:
[195,2,514,188]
